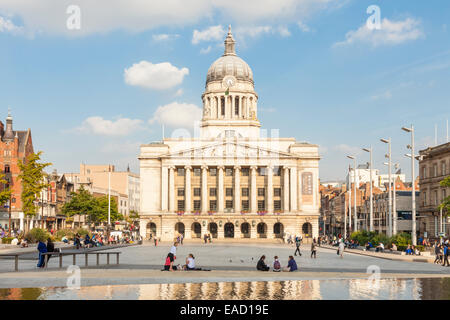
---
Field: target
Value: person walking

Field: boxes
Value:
[311,241,317,259]
[442,244,450,267]
[45,237,55,267]
[294,237,302,256]
[203,233,208,244]
[338,239,345,259]
[434,243,442,264]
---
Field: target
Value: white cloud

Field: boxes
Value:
[192,25,225,44]
[77,116,144,136]
[0,15,23,34]
[149,102,202,128]
[200,46,212,54]
[297,21,310,32]
[234,25,291,39]
[152,33,180,41]
[124,61,189,90]
[0,0,339,36]
[174,88,184,97]
[370,90,392,100]
[334,18,424,48]
[333,144,362,156]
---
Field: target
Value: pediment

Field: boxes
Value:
[163,142,296,159]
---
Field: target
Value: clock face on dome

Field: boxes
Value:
[223,76,236,88]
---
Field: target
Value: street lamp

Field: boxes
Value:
[347,155,358,232]
[362,147,374,232]
[380,138,393,237]
[402,125,417,246]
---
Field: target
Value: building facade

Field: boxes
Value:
[0,112,34,231]
[139,28,321,241]
[419,142,450,238]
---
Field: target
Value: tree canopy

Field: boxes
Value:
[439,176,450,214]
[0,173,12,207]
[17,152,52,218]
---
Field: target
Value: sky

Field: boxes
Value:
[0,0,449,181]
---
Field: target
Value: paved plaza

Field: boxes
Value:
[0,242,449,288]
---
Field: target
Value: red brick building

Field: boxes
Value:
[0,112,34,231]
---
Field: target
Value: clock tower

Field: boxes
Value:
[200,26,261,139]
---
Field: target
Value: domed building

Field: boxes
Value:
[139,27,320,242]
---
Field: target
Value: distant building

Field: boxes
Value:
[0,111,34,231]
[346,164,405,191]
[419,142,450,238]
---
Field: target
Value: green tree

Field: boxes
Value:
[90,196,123,225]
[61,186,95,228]
[17,152,52,231]
[0,173,12,207]
[439,176,450,214]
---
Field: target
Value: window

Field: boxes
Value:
[422,166,427,179]
[274,200,282,211]
[225,168,233,176]
[258,167,266,176]
[210,168,217,176]
[423,192,427,206]
[194,188,201,197]
[443,189,447,201]
[273,167,281,176]
[177,188,185,196]
[221,97,225,116]
[433,164,438,177]
[258,188,265,196]
[226,188,233,196]
[210,200,217,211]
[442,162,447,176]
[210,188,217,197]
[177,168,185,176]
[235,97,239,115]
[242,200,249,211]
[241,168,249,176]
[177,200,185,211]
[193,200,201,211]
[274,188,281,197]
[434,190,438,206]
[226,200,233,209]
[4,165,10,173]
[242,188,249,197]
[193,168,201,176]
[258,200,265,211]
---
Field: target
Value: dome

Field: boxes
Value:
[206,26,254,85]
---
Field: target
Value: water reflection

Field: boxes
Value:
[1,278,450,300]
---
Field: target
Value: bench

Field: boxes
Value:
[42,251,121,269]
[0,253,21,272]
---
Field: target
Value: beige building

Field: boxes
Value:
[419,142,450,238]
[65,164,140,216]
[138,28,320,241]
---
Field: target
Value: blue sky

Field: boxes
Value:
[0,0,449,181]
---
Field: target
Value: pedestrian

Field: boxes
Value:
[154,237,158,246]
[180,234,184,245]
[294,237,302,256]
[256,255,270,271]
[45,237,55,267]
[36,239,47,268]
[434,243,442,264]
[311,241,317,259]
[338,239,345,258]
[442,244,450,267]
[165,242,179,271]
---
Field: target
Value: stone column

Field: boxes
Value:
[234,165,241,214]
[235,221,241,238]
[290,167,297,212]
[185,166,192,213]
[218,222,225,239]
[218,166,224,213]
[267,165,273,213]
[250,166,258,213]
[250,223,257,239]
[283,166,290,212]
[169,166,175,212]
[201,165,208,213]
[161,166,168,212]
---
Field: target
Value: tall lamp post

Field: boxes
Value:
[362,146,374,232]
[347,156,358,232]
[380,138,393,237]
[402,125,417,246]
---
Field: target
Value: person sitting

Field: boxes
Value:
[256,255,270,271]
[84,234,91,248]
[273,256,281,272]
[183,254,196,271]
[389,243,397,252]
[376,243,384,252]
[405,244,413,255]
[11,237,18,246]
[413,245,420,256]
[164,254,177,271]
[61,236,69,244]
[365,242,373,251]
[20,239,28,248]
[283,256,298,272]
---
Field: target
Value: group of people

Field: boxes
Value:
[257,255,298,272]
[36,238,55,268]
[434,242,450,266]
[203,233,213,244]
[163,242,197,271]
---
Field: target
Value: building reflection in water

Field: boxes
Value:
[2,278,450,300]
